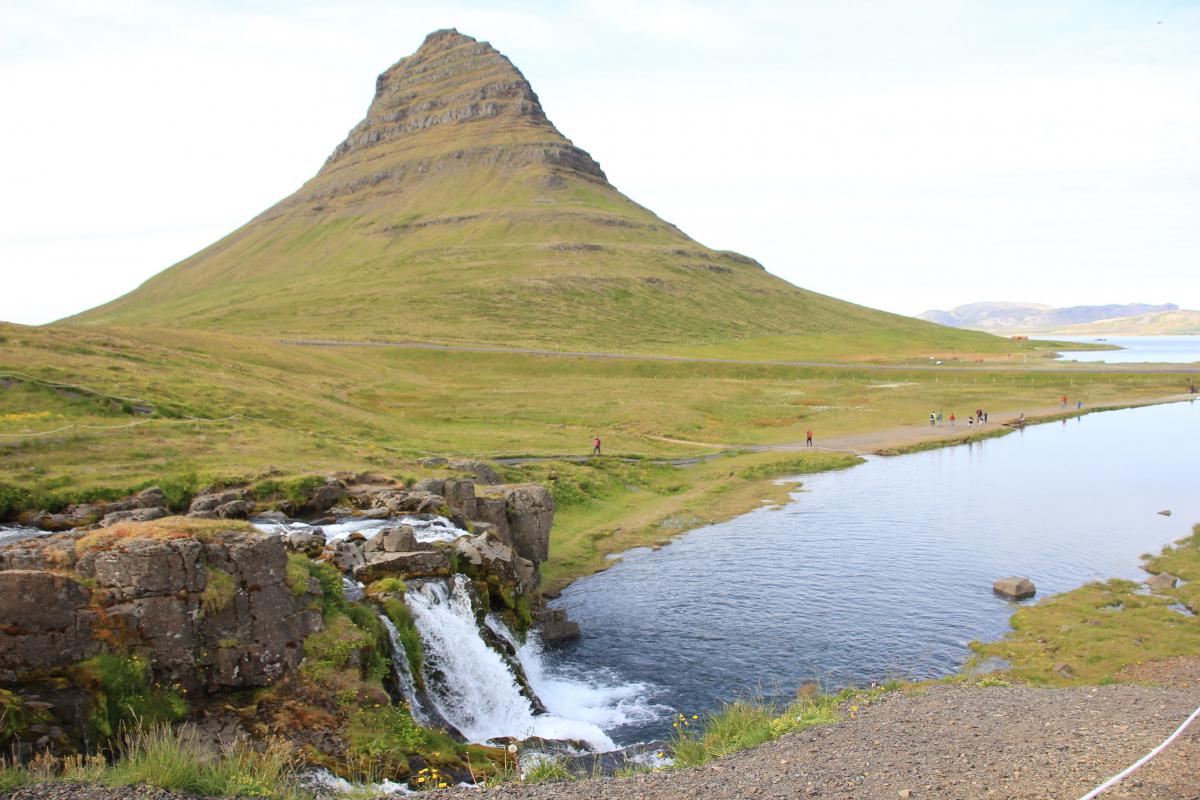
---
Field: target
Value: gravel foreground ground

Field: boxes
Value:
[4,683,1198,800]
[473,683,1200,800]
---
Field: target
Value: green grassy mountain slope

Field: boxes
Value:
[66,29,1003,356]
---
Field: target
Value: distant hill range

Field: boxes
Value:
[919,302,1200,335]
[64,29,1000,357]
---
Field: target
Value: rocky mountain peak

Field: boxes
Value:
[323,28,568,170]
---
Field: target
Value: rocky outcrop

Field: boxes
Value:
[0,522,322,691]
[537,608,581,645]
[448,459,503,485]
[188,489,255,519]
[0,571,100,671]
[356,550,452,583]
[501,484,554,563]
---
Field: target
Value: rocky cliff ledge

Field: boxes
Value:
[0,469,575,769]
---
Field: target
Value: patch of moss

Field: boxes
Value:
[77,653,188,742]
[0,689,52,745]
[365,577,408,596]
[200,567,236,616]
[284,553,311,597]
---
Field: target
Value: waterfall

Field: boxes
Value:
[378,614,430,725]
[488,615,661,735]
[405,575,617,750]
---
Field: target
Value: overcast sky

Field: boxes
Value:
[2,0,1197,326]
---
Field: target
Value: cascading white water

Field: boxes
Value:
[486,615,662,734]
[378,614,429,725]
[405,575,617,750]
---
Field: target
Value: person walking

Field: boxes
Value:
[1076,400,1082,410]
[592,435,602,456]
[949,413,955,427]
[806,429,813,447]
[1061,395,1068,409]
[968,416,974,430]
[930,412,936,428]
[937,411,943,426]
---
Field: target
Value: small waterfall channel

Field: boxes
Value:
[279,516,658,752]
[382,574,620,750]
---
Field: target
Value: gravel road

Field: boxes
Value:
[468,683,1200,800]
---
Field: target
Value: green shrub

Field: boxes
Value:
[300,615,369,683]
[346,604,389,684]
[0,484,32,520]
[303,559,348,619]
[347,705,431,756]
[281,475,325,503]
[522,756,577,784]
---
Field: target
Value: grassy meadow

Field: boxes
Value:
[0,321,1189,585]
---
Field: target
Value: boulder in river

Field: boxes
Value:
[1145,572,1179,592]
[992,576,1036,599]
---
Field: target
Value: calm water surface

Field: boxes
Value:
[1055,335,1200,364]
[548,400,1200,744]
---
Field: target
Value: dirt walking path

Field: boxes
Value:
[497,395,1195,466]
[461,682,1200,800]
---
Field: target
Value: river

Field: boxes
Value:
[547,399,1200,745]
[1054,335,1200,364]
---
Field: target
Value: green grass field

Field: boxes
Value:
[1,321,1187,586]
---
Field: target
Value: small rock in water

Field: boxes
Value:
[992,576,1036,599]
[1146,572,1179,592]
[1157,509,1172,516]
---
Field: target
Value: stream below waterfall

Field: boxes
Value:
[548,399,1200,745]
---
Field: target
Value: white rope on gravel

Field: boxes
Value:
[1077,701,1200,800]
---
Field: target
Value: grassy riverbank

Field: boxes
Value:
[970,524,1200,685]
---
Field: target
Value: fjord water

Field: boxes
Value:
[549,400,1200,745]
[1054,335,1200,363]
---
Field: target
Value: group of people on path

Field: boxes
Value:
[930,408,990,430]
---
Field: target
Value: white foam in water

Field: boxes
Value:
[252,515,462,544]
[304,768,414,797]
[0,525,47,547]
[495,617,663,733]
[378,614,430,725]
[406,575,618,750]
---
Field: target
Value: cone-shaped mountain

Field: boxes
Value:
[69,30,986,354]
